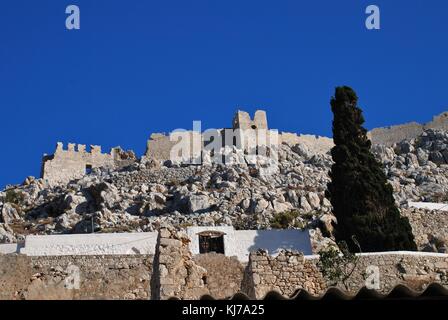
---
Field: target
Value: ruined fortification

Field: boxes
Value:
[369,111,448,146]
[144,110,333,163]
[145,110,272,163]
[41,143,136,185]
[41,110,448,185]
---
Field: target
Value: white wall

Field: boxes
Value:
[408,201,448,211]
[20,232,158,256]
[16,228,311,259]
[0,243,21,254]
[187,226,312,262]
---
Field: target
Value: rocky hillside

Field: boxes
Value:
[2,129,448,247]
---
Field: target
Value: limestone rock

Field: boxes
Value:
[307,192,320,209]
[0,223,16,243]
[300,196,312,213]
[1,203,20,224]
[188,195,210,214]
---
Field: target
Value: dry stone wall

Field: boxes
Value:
[402,208,448,252]
[156,227,209,300]
[2,238,448,300]
[246,250,448,299]
[193,253,246,299]
[0,254,153,300]
[246,250,326,299]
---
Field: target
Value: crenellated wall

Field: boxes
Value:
[41,142,136,185]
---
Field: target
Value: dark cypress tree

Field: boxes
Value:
[326,86,416,252]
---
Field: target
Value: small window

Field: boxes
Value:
[251,125,257,129]
[199,231,225,254]
[85,164,93,175]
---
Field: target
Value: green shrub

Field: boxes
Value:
[317,239,360,289]
[5,189,25,205]
[270,210,300,229]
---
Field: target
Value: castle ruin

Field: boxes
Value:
[40,110,337,185]
[41,143,136,185]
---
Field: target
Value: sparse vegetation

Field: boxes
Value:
[5,189,25,205]
[317,238,361,290]
[270,210,301,229]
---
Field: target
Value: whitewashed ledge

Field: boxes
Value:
[408,201,448,211]
[304,251,448,260]
[19,232,158,256]
[0,243,23,254]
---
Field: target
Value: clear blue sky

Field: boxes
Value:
[0,0,447,188]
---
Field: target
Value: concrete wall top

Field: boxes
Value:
[0,243,22,254]
[408,201,448,211]
[20,232,158,256]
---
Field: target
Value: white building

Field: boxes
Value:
[0,227,312,262]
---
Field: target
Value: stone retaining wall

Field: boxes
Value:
[2,232,448,300]
[402,208,448,252]
[0,254,153,300]
[246,251,448,299]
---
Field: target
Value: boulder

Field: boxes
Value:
[0,223,16,243]
[188,194,211,213]
[416,148,429,165]
[291,144,312,159]
[254,198,270,214]
[63,193,89,214]
[300,196,312,212]
[307,192,321,209]
[1,203,20,224]
[319,214,337,237]
[272,200,293,214]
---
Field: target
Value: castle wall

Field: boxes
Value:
[233,110,268,130]
[368,112,448,146]
[145,110,277,163]
[368,122,424,146]
[145,133,178,163]
[425,112,448,131]
[41,143,136,185]
[279,133,334,154]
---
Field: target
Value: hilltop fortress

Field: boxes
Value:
[41,110,448,185]
[41,110,334,185]
[2,109,448,300]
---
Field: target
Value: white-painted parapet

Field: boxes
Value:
[186,226,312,262]
[20,232,158,256]
[0,243,22,254]
[408,201,448,211]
